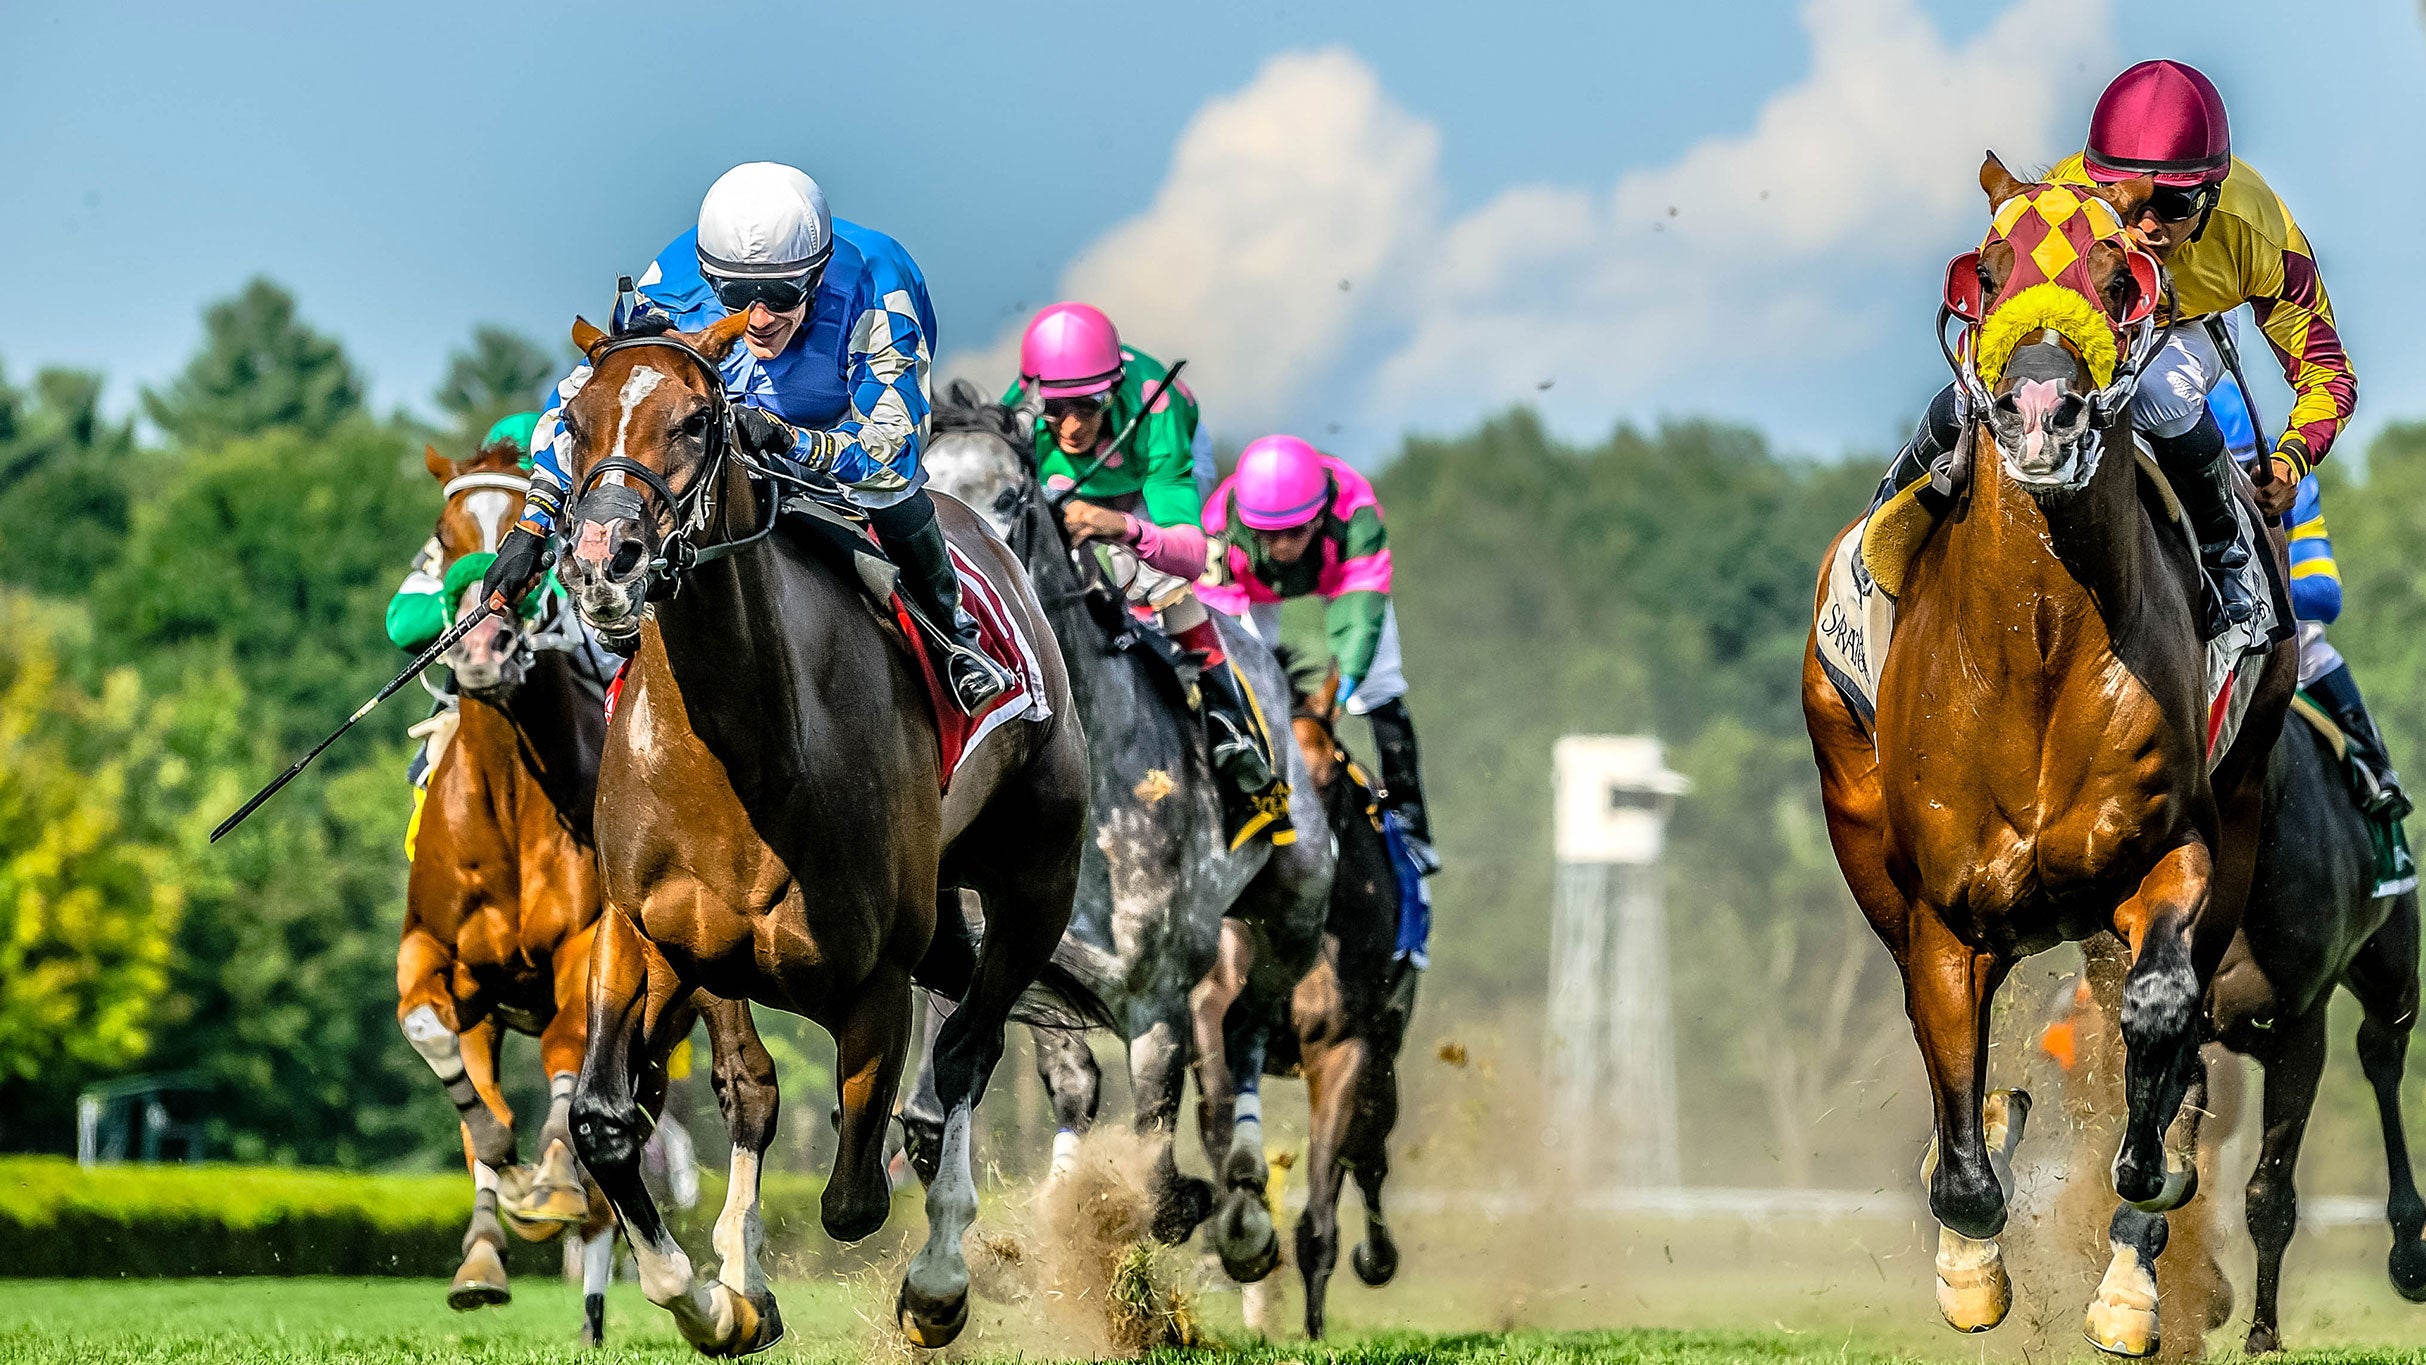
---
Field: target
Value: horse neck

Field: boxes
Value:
[1942,420,2147,632]
[489,646,605,845]
[1016,488,1122,719]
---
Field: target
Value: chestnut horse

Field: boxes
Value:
[1269,663,1418,1339]
[395,436,624,1340]
[1802,156,2292,1347]
[552,313,1088,1354]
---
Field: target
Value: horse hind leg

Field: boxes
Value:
[2349,898,2426,1305]
[2112,843,2214,1211]
[579,1222,617,1348]
[1031,1023,1101,1179]
[515,929,601,1233]
[1295,1036,1363,1340]
[400,998,518,1311]
[1191,919,1282,1284]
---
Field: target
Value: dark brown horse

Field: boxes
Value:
[551,312,1089,1354]
[1268,664,1418,1339]
[395,436,623,1340]
[2052,702,2426,1355]
[1802,157,2293,1346]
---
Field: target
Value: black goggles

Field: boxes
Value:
[2145,183,2218,224]
[710,270,817,314]
[1041,395,1105,421]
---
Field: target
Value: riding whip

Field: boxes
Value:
[2204,315,2278,497]
[209,594,504,843]
[1046,359,1189,509]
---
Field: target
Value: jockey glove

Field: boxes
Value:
[481,525,550,613]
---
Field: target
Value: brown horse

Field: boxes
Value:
[394,436,624,1341]
[1802,156,2293,1347]
[551,312,1089,1354]
[1269,664,1418,1339]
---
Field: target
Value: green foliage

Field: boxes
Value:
[433,325,561,449]
[141,279,363,448]
[0,595,181,1089]
[0,366,146,596]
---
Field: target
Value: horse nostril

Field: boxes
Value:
[608,538,646,579]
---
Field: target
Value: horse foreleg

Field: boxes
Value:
[1031,1024,1100,1177]
[699,995,784,1353]
[2238,1004,2327,1355]
[1903,910,2014,1331]
[1296,1035,1362,1340]
[2349,901,2426,1306]
[399,945,518,1308]
[572,910,735,1355]
[1192,919,1279,1283]
[578,1225,616,1347]
[519,935,598,1229]
[826,961,912,1246]
[2112,842,2212,1210]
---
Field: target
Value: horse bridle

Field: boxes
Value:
[570,333,786,597]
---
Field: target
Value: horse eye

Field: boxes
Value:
[2056,396,2086,426]
[681,411,709,439]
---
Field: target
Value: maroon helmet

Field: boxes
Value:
[2084,60,2230,187]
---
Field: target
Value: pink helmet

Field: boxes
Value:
[2085,60,2230,187]
[1020,302,1124,400]
[1233,435,1331,531]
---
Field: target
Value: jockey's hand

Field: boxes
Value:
[482,524,550,614]
[734,407,805,463]
[1062,498,1132,547]
[2256,437,2308,518]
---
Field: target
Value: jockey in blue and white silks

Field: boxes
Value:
[487,162,1011,712]
[2213,373,2409,822]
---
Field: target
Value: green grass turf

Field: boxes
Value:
[7,1276,2426,1365]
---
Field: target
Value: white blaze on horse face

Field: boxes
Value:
[463,490,514,553]
[603,365,667,484]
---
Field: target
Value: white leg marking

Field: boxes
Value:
[713,1145,765,1297]
[1232,1092,1264,1161]
[1049,1128,1082,1177]
[400,1005,462,1075]
[907,1103,977,1307]
[472,1161,501,1194]
[582,1229,617,1298]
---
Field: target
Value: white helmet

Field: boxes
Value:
[696,162,833,280]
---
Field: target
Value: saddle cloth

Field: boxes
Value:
[601,492,1051,791]
[1814,445,2282,772]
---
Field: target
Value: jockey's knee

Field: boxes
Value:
[1923,381,1961,451]
[1158,587,1208,634]
[2146,408,2226,475]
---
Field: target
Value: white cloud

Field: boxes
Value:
[951,0,2116,452]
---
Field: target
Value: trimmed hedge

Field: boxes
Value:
[0,1156,873,1278]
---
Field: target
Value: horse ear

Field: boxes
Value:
[2094,174,2156,226]
[424,444,453,483]
[573,316,607,358]
[684,311,753,362]
[1979,152,2028,208]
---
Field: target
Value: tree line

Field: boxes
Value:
[4,279,2422,1187]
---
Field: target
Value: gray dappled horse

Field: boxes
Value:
[2071,708,2426,1357]
[919,387,1333,1282]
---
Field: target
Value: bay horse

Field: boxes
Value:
[2059,703,2426,1355]
[553,313,1089,1354]
[395,436,626,1341]
[920,388,1333,1282]
[1801,155,2293,1346]
[1267,661,1418,1339]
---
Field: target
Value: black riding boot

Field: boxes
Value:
[1364,697,1440,875]
[2150,414,2256,639]
[871,493,1014,715]
[2312,664,2414,821]
[1196,657,1277,794]
[1873,383,1964,513]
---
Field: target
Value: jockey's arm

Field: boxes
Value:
[796,296,932,503]
[385,539,449,652]
[2287,474,2342,623]
[1322,506,1394,681]
[2246,218,2356,474]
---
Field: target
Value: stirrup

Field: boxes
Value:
[940,643,1013,715]
[1209,717,1275,794]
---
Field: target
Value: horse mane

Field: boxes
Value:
[930,378,1025,444]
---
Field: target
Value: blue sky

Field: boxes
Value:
[6,0,2423,465]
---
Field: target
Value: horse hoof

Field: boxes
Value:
[897,1278,970,1349]
[2390,1239,2426,1301]
[1351,1239,1399,1286]
[2085,1244,2161,1357]
[506,1183,591,1234]
[708,1285,784,1357]
[2244,1323,2282,1355]
[2123,1161,2195,1214]
[1933,1229,2009,1333]
[447,1240,511,1311]
[1216,1194,1282,1285]
[1151,1172,1215,1245]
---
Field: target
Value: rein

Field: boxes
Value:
[570,333,786,597]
